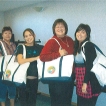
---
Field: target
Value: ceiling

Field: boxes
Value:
[0,0,105,12]
[0,0,48,12]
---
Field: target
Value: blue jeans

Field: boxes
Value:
[0,79,16,102]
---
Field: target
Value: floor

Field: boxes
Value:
[4,94,50,106]
[5,94,76,106]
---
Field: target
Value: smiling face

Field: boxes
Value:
[54,23,66,38]
[76,29,87,43]
[2,30,12,42]
[24,31,35,46]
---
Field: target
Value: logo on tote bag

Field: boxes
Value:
[6,70,11,78]
[47,66,55,74]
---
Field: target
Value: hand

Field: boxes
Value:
[59,47,68,56]
[82,83,87,93]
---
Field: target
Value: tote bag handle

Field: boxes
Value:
[81,41,106,61]
[51,38,62,49]
[0,41,7,56]
[7,44,26,64]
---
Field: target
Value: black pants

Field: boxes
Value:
[49,81,74,106]
[77,95,98,106]
[18,78,38,106]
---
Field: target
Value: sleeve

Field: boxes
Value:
[40,39,60,62]
[16,45,23,56]
[83,42,96,83]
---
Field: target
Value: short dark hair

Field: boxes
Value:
[2,26,12,34]
[52,19,68,35]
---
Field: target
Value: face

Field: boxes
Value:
[76,29,87,43]
[24,31,35,45]
[2,30,12,42]
[55,23,65,38]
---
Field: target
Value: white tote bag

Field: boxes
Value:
[0,41,15,77]
[37,38,74,83]
[81,41,106,87]
[2,44,30,85]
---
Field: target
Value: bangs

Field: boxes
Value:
[76,27,86,32]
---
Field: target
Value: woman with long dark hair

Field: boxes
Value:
[74,24,101,106]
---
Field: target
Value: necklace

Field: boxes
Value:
[59,37,69,47]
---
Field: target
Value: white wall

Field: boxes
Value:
[0,12,4,32]
[4,1,106,54]
[2,1,106,105]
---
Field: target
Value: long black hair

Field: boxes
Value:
[74,23,91,55]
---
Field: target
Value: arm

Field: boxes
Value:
[82,42,96,93]
[40,39,68,62]
[16,45,39,65]
[40,39,60,62]
[83,42,96,83]
[17,54,39,64]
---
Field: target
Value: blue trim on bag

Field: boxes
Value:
[93,43,106,57]
[0,57,4,78]
[7,47,19,64]
[99,64,106,69]
[1,57,4,73]
[40,56,72,84]
[59,56,63,77]
[42,62,45,77]
[12,65,20,82]
[40,77,72,84]
[12,65,24,87]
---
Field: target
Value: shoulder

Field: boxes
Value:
[66,35,74,43]
[67,35,73,40]
[35,44,44,50]
[45,37,58,45]
[84,41,95,49]
[84,41,96,55]
[16,44,24,55]
[17,44,24,50]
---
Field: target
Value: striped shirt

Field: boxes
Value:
[0,40,16,56]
